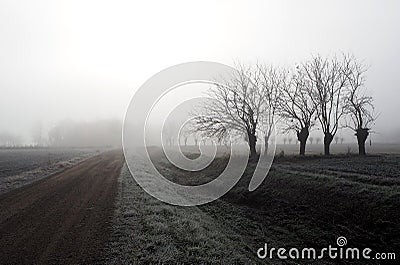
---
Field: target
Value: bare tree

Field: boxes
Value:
[334,136,339,144]
[163,123,176,146]
[0,131,22,147]
[343,56,377,155]
[278,66,316,155]
[179,125,191,146]
[193,134,199,146]
[31,121,44,146]
[308,137,314,144]
[256,63,283,153]
[192,64,273,159]
[48,119,122,147]
[303,54,350,155]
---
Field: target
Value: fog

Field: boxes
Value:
[1,0,399,145]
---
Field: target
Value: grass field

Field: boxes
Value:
[0,148,99,195]
[104,148,400,264]
[1,146,398,264]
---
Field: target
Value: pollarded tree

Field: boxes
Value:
[302,54,351,155]
[278,66,316,155]
[343,56,377,155]
[192,64,273,159]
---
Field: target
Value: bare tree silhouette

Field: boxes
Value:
[192,63,278,159]
[334,136,339,144]
[0,131,22,147]
[303,54,351,155]
[162,124,173,146]
[279,66,316,155]
[191,55,376,157]
[31,121,44,146]
[179,125,191,146]
[308,137,314,144]
[256,63,283,153]
[343,56,377,155]
[48,119,121,147]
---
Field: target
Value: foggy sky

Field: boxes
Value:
[1,0,399,143]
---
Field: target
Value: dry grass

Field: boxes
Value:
[103,152,400,264]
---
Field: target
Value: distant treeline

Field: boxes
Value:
[0,119,122,148]
[0,131,22,147]
[48,119,122,147]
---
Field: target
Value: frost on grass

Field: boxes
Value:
[102,164,260,264]
[102,153,400,265]
[0,148,98,195]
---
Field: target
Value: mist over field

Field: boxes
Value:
[1,1,400,264]
[0,119,122,147]
[1,0,400,146]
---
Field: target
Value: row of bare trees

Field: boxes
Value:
[192,54,377,157]
[0,131,22,147]
[48,119,122,147]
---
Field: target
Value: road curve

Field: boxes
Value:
[0,150,125,264]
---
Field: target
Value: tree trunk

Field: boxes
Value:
[297,127,309,156]
[248,133,257,159]
[323,132,333,155]
[356,128,369,155]
[264,137,269,154]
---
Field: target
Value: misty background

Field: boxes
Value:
[1,0,399,146]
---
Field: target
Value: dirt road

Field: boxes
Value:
[0,150,124,264]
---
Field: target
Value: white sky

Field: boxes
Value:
[1,0,399,142]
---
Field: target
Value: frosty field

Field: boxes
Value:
[0,148,99,195]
